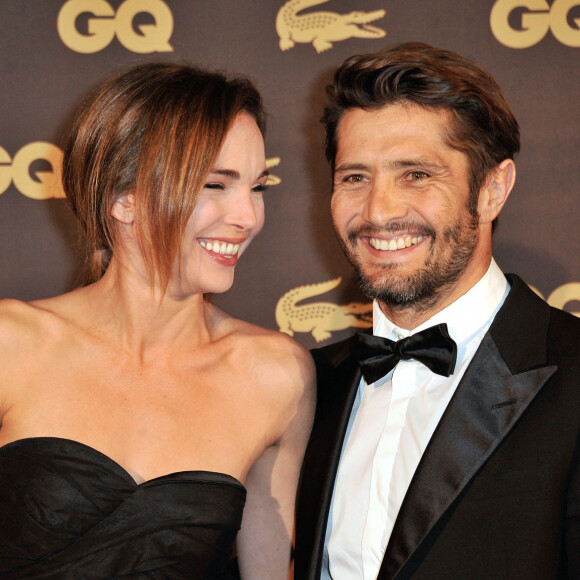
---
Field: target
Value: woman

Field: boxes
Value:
[0,63,315,579]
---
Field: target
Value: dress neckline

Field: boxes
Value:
[0,436,246,489]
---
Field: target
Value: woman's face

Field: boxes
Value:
[172,112,267,297]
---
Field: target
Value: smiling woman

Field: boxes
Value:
[0,63,315,579]
[63,63,267,293]
[177,112,268,296]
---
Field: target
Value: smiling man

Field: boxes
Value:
[295,43,580,580]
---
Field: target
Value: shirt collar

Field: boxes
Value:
[373,258,509,345]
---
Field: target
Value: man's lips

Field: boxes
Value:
[368,234,425,252]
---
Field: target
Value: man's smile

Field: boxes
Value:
[368,235,425,252]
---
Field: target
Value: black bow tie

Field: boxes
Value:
[355,323,457,384]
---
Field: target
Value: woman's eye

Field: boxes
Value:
[204,183,225,191]
[252,184,268,194]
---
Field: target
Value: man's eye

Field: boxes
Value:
[410,171,429,180]
[345,175,365,183]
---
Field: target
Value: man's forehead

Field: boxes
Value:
[337,103,453,133]
[335,104,456,158]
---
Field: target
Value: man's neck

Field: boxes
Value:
[378,262,493,331]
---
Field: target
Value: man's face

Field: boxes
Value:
[331,104,487,316]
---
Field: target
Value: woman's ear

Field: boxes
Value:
[111,193,136,224]
[478,159,516,225]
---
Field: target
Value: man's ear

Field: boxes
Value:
[478,159,516,225]
[111,193,136,224]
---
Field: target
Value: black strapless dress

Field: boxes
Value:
[0,437,246,579]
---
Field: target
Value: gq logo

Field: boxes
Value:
[0,143,65,200]
[58,0,173,54]
[491,0,580,48]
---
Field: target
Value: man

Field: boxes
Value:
[295,42,580,580]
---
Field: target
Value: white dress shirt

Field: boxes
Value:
[322,259,510,580]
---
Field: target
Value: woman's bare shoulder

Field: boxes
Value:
[226,316,316,442]
[224,309,311,358]
[0,294,79,351]
[0,298,46,334]
[0,300,58,393]
[212,306,315,392]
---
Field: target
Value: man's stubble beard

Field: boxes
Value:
[340,214,480,314]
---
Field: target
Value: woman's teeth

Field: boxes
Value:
[199,241,240,256]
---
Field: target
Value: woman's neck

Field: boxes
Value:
[79,259,213,359]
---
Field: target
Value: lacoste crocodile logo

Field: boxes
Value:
[276,0,386,53]
[276,277,372,342]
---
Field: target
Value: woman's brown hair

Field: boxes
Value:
[62,62,265,289]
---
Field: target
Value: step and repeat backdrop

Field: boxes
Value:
[0,0,578,348]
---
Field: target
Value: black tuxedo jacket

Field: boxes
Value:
[295,275,580,579]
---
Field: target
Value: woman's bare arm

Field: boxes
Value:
[236,342,315,580]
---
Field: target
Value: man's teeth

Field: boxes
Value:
[199,241,240,256]
[369,235,424,251]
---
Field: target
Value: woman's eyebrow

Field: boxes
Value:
[208,168,270,180]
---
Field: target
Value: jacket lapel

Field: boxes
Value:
[378,275,557,579]
[295,335,363,580]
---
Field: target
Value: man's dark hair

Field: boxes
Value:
[322,42,520,227]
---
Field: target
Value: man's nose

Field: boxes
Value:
[362,179,407,226]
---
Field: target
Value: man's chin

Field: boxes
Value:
[355,268,437,307]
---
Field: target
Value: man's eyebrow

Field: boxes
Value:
[334,163,370,174]
[387,158,445,170]
[334,159,445,174]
